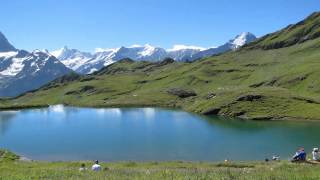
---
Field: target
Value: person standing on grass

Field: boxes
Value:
[92,160,102,171]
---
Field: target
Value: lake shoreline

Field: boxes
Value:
[1,103,320,122]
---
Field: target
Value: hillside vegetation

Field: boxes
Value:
[2,12,320,121]
[247,12,320,49]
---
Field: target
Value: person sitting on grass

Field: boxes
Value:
[291,148,306,162]
[312,148,319,161]
[92,160,102,172]
[79,163,87,172]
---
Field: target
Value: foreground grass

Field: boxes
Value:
[1,150,320,179]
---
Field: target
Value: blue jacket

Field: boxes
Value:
[293,151,306,160]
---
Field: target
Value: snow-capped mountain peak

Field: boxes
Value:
[51,32,256,74]
[32,49,50,55]
[50,46,93,60]
[50,46,67,58]
[230,32,257,49]
[165,45,205,62]
[0,48,71,95]
[190,32,257,61]
[138,44,162,57]
[0,32,72,97]
[49,46,94,72]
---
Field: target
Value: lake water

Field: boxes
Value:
[0,105,319,161]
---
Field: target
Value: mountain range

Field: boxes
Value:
[0,37,72,97]
[51,32,257,74]
[0,31,256,97]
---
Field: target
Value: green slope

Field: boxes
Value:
[3,12,320,121]
[246,12,320,49]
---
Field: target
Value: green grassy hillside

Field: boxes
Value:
[247,12,320,49]
[3,12,320,121]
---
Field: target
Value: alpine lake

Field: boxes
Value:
[0,105,319,162]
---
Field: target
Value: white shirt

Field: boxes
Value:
[79,167,87,172]
[92,164,101,171]
[312,151,319,161]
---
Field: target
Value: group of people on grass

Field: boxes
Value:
[78,147,319,171]
[291,147,319,162]
[79,160,102,172]
[268,147,319,162]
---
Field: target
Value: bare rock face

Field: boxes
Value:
[0,32,16,52]
[158,58,175,66]
[236,94,263,101]
[202,108,221,115]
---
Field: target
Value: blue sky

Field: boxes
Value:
[1,0,319,52]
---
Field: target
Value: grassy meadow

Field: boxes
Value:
[1,149,320,180]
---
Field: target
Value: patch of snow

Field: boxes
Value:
[32,49,43,54]
[0,57,25,76]
[232,32,248,47]
[95,48,119,53]
[88,68,98,74]
[103,59,114,66]
[138,44,156,56]
[60,56,90,70]
[0,51,18,58]
[31,60,41,73]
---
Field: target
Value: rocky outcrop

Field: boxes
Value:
[236,94,263,101]
[167,88,197,98]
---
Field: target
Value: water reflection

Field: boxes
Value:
[96,108,122,117]
[143,108,155,119]
[0,111,18,136]
[50,105,65,113]
[203,114,320,134]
